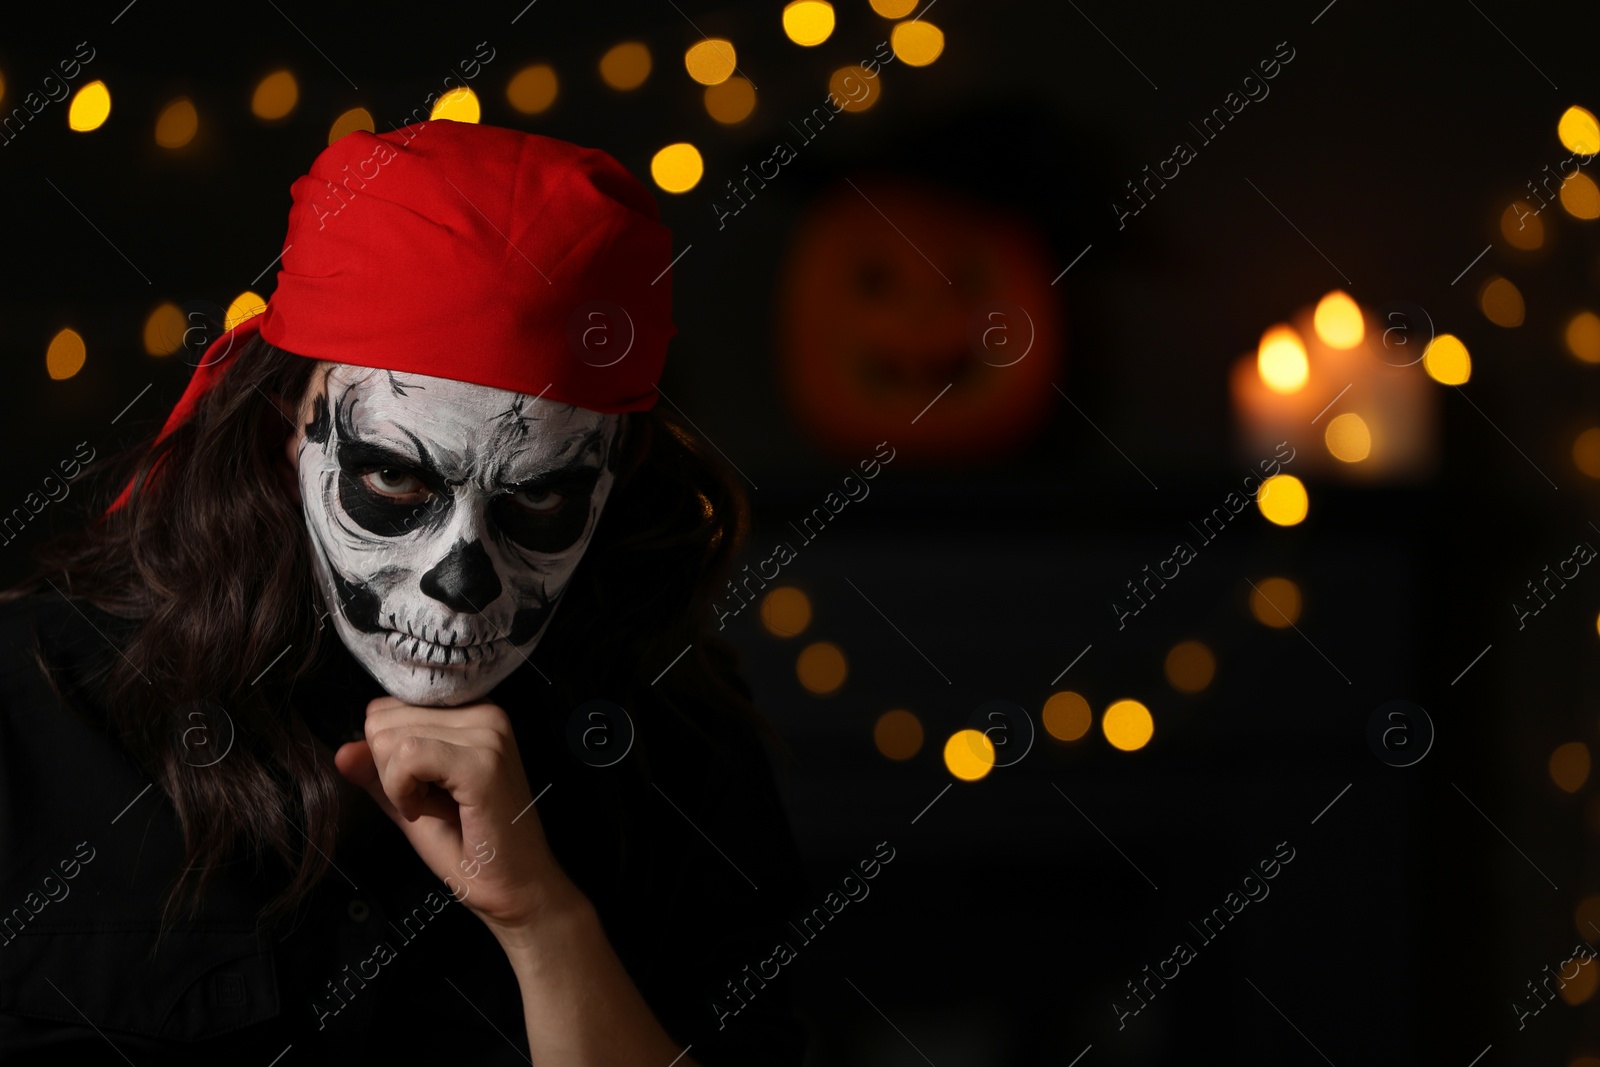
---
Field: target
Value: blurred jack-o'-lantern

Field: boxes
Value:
[779,177,1063,463]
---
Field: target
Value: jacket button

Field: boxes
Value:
[347,898,370,922]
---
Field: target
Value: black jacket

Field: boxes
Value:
[0,592,812,1064]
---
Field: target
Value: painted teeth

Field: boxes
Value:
[383,624,494,666]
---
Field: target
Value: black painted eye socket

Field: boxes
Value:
[334,438,451,538]
[491,472,598,553]
[329,429,605,548]
[338,468,447,538]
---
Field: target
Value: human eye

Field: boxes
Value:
[360,467,432,502]
[490,470,599,553]
[506,486,566,515]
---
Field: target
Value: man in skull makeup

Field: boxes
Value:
[0,121,812,1065]
[294,364,624,706]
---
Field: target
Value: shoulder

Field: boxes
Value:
[0,594,284,1051]
[0,589,148,845]
[0,590,56,679]
[0,589,150,867]
[0,590,134,769]
[0,589,125,696]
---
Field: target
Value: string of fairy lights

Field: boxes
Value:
[1492,104,1600,1036]
[27,0,947,381]
[753,105,1600,800]
[25,6,1600,874]
[1237,104,1600,1039]
[748,482,1307,785]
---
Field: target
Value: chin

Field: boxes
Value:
[371,664,498,708]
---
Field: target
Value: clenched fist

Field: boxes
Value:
[334,696,584,947]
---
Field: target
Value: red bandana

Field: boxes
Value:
[111,119,675,511]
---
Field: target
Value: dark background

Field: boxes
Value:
[3,0,1599,1063]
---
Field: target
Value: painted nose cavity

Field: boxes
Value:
[420,538,503,613]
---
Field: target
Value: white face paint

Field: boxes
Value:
[292,363,622,707]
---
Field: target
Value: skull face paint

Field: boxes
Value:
[292,363,622,706]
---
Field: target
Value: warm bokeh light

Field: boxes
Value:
[1041,691,1092,741]
[1256,324,1309,394]
[650,142,703,193]
[783,1,835,45]
[224,291,266,332]
[142,303,185,356]
[704,77,756,124]
[600,42,652,90]
[430,87,481,123]
[874,709,923,760]
[796,641,847,695]
[1568,311,1600,363]
[1324,412,1372,463]
[1551,741,1592,793]
[759,586,812,637]
[507,64,558,113]
[944,729,995,781]
[1576,894,1600,941]
[1313,290,1364,348]
[1561,962,1599,1006]
[328,107,375,144]
[891,20,945,66]
[46,328,86,380]
[1501,201,1544,250]
[1164,641,1215,694]
[1563,172,1600,219]
[1479,275,1525,327]
[251,70,298,121]
[1250,577,1302,627]
[154,97,198,148]
[1560,105,1600,155]
[827,65,881,112]
[685,39,737,85]
[1573,428,1600,478]
[870,0,917,15]
[1257,474,1308,526]
[67,80,111,131]
[1422,334,1471,385]
[1102,699,1153,752]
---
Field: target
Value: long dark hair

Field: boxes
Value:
[0,332,765,931]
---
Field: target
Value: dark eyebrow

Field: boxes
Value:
[338,425,606,492]
[336,438,447,490]
[398,427,441,475]
[501,427,607,486]
[509,455,605,493]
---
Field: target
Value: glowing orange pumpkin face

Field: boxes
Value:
[778,178,1063,463]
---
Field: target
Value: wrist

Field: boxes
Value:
[490,879,597,966]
